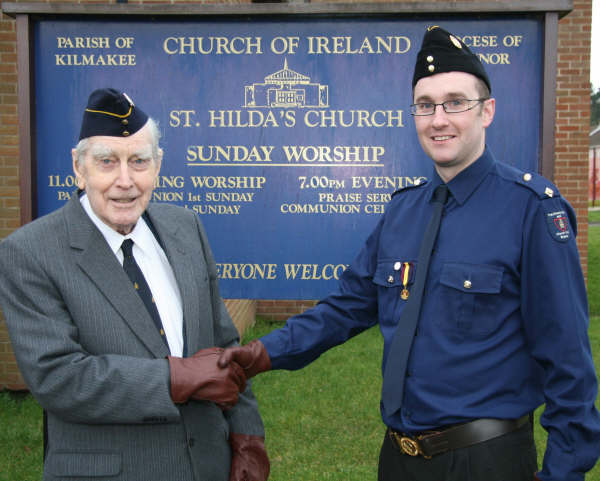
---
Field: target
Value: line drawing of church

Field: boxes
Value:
[244,59,329,108]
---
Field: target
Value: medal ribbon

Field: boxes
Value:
[400,262,411,300]
[401,262,411,287]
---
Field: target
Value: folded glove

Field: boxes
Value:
[229,433,270,481]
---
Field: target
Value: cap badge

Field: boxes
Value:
[449,35,462,49]
[122,92,135,106]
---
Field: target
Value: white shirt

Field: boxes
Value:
[80,195,184,356]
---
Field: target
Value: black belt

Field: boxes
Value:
[388,415,530,458]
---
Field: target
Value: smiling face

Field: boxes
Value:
[72,123,162,235]
[413,71,495,182]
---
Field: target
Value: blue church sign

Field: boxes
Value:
[28,12,546,299]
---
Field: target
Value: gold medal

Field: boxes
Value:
[401,288,409,300]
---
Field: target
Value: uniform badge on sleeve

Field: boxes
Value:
[545,210,571,242]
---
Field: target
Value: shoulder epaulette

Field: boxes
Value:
[513,170,559,200]
[391,178,429,198]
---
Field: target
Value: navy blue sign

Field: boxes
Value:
[34,16,542,299]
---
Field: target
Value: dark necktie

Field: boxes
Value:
[121,239,169,349]
[381,184,449,418]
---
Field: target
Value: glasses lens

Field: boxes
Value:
[443,99,470,113]
[411,103,434,115]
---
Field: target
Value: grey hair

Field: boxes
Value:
[73,117,162,166]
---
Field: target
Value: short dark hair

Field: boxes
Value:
[475,78,491,100]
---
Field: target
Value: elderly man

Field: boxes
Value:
[220,27,600,480]
[0,88,269,481]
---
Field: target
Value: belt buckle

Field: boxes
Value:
[391,431,431,459]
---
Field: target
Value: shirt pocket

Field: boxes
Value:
[437,262,504,338]
[372,259,415,328]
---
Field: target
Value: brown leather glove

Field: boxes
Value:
[229,433,270,481]
[168,347,246,406]
[218,340,271,379]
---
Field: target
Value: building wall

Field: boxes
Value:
[0,8,19,389]
[0,0,593,389]
[554,0,592,275]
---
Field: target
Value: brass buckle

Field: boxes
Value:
[390,431,432,459]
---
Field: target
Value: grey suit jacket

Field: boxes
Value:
[0,194,264,481]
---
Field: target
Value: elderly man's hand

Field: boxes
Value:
[229,433,270,481]
[168,347,246,407]
[218,340,271,379]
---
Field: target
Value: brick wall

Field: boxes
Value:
[0,0,593,390]
[554,0,592,275]
[0,3,19,390]
[256,300,318,322]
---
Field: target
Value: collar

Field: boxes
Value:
[428,148,496,205]
[80,194,155,257]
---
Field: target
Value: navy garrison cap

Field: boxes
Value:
[78,88,148,140]
[412,26,491,93]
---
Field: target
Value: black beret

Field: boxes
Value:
[78,88,149,141]
[412,26,491,93]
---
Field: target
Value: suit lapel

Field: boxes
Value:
[145,205,203,356]
[65,195,170,358]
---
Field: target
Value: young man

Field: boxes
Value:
[220,27,600,480]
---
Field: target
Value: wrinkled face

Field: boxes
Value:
[413,71,495,181]
[72,124,162,235]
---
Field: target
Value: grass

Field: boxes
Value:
[590,225,600,316]
[590,209,600,225]
[0,391,42,481]
[243,321,383,480]
[1,226,599,480]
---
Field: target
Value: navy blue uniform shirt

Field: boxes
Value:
[261,148,600,480]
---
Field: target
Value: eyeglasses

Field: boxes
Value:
[410,98,489,116]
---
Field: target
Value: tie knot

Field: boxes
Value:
[433,184,449,204]
[121,239,134,257]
